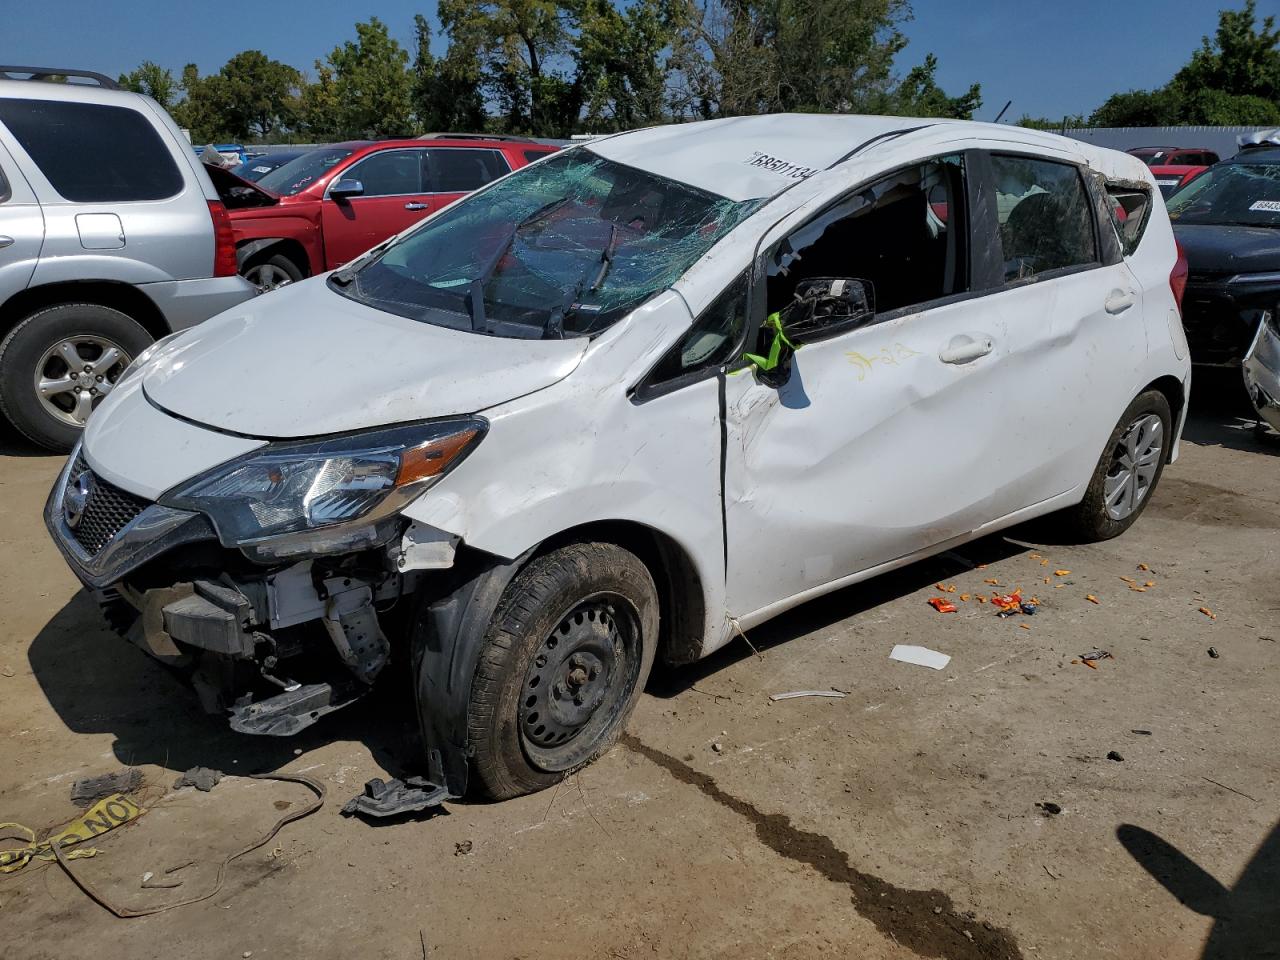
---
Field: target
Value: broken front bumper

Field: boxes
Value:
[1243,311,1280,433]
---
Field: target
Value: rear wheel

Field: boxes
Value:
[0,303,152,451]
[1056,390,1172,542]
[464,542,658,800]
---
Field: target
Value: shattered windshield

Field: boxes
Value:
[257,146,359,196]
[1167,162,1280,227]
[333,149,761,339]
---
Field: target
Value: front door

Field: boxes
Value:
[321,148,433,269]
[722,153,1017,620]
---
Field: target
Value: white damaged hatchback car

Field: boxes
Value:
[46,115,1191,803]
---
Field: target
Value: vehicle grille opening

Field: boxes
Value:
[67,454,150,555]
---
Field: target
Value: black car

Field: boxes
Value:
[231,150,308,182]
[1168,147,1280,366]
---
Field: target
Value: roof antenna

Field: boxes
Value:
[993,100,1012,124]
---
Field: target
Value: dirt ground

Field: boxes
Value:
[1,386,1277,960]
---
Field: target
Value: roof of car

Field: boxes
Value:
[590,114,1137,203]
[1230,146,1280,163]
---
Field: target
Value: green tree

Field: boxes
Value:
[893,53,981,119]
[117,61,177,108]
[668,0,912,119]
[576,0,687,131]
[412,11,487,132]
[1091,1,1280,126]
[170,53,301,142]
[319,17,415,137]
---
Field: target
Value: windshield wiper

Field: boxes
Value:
[463,197,574,332]
[590,223,619,292]
[331,235,398,287]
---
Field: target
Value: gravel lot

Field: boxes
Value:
[1,390,1276,960]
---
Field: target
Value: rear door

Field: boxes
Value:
[320,147,432,268]
[0,136,43,301]
[972,150,1148,505]
[424,147,511,212]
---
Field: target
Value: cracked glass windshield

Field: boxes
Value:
[333,149,761,339]
[1167,162,1280,227]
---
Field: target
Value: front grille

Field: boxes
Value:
[66,455,150,555]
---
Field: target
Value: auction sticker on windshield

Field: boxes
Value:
[1249,200,1280,212]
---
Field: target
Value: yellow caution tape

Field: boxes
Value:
[0,793,144,873]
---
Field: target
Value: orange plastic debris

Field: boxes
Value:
[1086,594,1100,604]
[1129,585,1147,592]
[984,578,1000,585]
[1019,623,1031,630]
[1138,563,1150,571]
[959,593,971,602]
[1144,581,1155,588]
[1119,576,1136,584]
[977,596,987,603]
[928,597,958,613]
[1054,570,1071,577]
[992,592,1023,610]
[1199,606,1216,620]
[1040,559,1049,566]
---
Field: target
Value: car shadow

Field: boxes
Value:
[1117,821,1280,960]
[25,590,422,780]
[648,532,1031,698]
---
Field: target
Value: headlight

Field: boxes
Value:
[162,419,485,546]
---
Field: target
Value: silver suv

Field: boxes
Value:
[0,66,256,450]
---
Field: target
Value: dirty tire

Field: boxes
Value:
[0,303,153,452]
[1056,389,1172,542]
[467,542,658,800]
[241,252,303,293]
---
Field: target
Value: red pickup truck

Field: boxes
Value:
[209,136,559,291]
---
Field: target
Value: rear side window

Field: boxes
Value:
[992,155,1097,283]
[0,99,183,202]
[428,149,509,192]
[1105,184,1153,257]
[524,149,553,164]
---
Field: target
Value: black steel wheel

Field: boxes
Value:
[465,542,658,800]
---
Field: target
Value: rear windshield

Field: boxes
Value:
[335,148,760,339]
[0,98,183,202]
[1166,162,1280,227]
[257,146,357,195]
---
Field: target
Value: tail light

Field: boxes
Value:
[207,200,238,278]
[1170,239,1189,314]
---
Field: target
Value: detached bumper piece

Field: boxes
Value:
[230,681,366,736]
[1243,310,1280,434]
[341,752,453,820]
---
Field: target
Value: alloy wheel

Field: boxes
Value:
[33,336,132,427]
[245,263,295,293]
[1103,413,1163,520]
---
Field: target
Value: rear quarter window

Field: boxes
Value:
[0,98,184,202]
[1105,183,1153,257]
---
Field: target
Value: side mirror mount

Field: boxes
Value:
[778,277,875,345]
[330,179,365,201]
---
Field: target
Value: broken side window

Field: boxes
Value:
[1105,183,1153,257]
[765,154,968,322]
[991,155,1097,283]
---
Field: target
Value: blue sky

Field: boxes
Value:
[2,0,1256,120]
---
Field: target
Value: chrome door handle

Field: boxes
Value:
[1105,289,1137,314]
[404,202,428,211]
[939,333,994,364]
[0,236,14,249]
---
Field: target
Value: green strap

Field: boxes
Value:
[743,311,796,371]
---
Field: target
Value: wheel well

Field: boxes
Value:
[1142,375,1185,459]
[237,238,310,278]
[0,281,170,341]
[530,520,708,667]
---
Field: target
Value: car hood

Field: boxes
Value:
[142,279,589,438]
[205,162,280,209]
[1175,222,1280,277]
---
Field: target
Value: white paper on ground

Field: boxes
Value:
[889,644,951,670]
